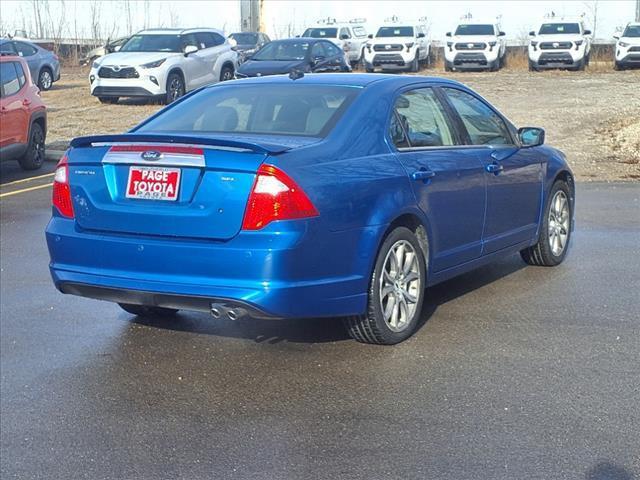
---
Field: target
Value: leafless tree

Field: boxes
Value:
[583,1,599,38]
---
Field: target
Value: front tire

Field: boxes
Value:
[410,53,419,72]
[119,303,179,317]
[344,227,427,345]
[165,72,185,104]
[528,59,538,72]
[521,180,573,266]
[38,68,53,91]
[444,60,453,72]
[220,64,234,82]
[18,122,45,170]
[98,96,119,104]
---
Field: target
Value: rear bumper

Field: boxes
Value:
[46,217,377,319]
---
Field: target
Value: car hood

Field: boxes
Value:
[534,34,584,42]
[620,36,640,45]
[95,51,179,66]
[371,36,415,44]
[452,35,497,43]
[237,59,307,76]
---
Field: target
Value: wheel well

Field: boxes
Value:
[554,170,575,200]
[384,214,430,270]
[30,115,46,141]
[167,68,185,85]
[221,61,235,73]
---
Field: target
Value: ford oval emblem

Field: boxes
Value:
[141,150,162,161]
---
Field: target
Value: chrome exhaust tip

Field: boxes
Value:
[227,309,238,321]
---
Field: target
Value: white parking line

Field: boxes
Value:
[0,183,52,198]
[0,172,55,187]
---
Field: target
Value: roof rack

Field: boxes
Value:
[384,15,402,23]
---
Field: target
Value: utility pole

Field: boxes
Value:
[240,0,261,32]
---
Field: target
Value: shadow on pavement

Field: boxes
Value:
[130,254,526,344]
[585,461,636,480]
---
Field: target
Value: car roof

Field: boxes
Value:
[136,28,225,35]
[227,72,466,89]
[270,37,325,43]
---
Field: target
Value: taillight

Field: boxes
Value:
[52,155,74,218]
[242,164,318,230]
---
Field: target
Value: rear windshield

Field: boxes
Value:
[623,25,640,37]
[121,34,182,52]
[455,24,495,36]
[538,23,581,35]
[230,33,259,45]
[303,28,338,39]
[253,41,310,61]
[136,85,359,137]
[376,26,414,37]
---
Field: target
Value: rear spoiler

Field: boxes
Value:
[69,134,291,155]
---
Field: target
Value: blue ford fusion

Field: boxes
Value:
[46,73,574,344]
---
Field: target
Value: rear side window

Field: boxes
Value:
[0,42,17,54]
[0,62,21,97]
[353,26,367,37]
[443,88,513,145]
[14,61,26,87]
[391,88,455,148]
[136,85,359,137]
[14,42,38,57]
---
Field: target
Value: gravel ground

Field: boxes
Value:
[42,66,640,181]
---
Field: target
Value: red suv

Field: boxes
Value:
[0,55,47,170]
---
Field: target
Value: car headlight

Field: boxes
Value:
[140,58,167,69]
[618,41,630,48]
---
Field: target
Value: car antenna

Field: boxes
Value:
[289,69,304,80]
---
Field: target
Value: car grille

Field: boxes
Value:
[540,42,573,50]
[628,46,640,52]
[98,66,139,79]
[373,44,403,52]
[455,42,486,50]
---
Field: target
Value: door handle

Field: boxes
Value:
[411,169,436,181]
[486,162,504,174]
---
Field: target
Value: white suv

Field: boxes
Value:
[301,19,369,65]
[89,28,238,104]
[444,22,506,71]
[528,19,592,71]
[614,22,640,70]
[363,22,430,72]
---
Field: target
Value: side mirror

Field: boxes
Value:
[529,31,536,36]
[518,127,545,147]
[228,38,238,48]
[417,33,425,38]
[340,34,349,40]
[499,31,506,37]
[613,35,620,40]
[114,45,121,52]
[584,29,592,35]
[368,34,373,39]
[445,32,452,37]
[184,45,198,56]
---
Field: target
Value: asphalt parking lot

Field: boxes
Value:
[1,159,638,479]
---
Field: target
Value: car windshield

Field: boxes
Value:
[302,28,338,39]
[136,85,359,137]
[455,24,495,36]
[538,23,581,35]
[120,34,182,52]
[230,33,259,45]
[376,26,414,37]
[622,25,640,37]
[252,41,310,61]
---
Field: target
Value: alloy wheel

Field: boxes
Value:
[169,77,184,102]
[40,71,52,90]
[379,240,421,332]
[548,190,570,256]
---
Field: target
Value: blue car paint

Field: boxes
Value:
[46,74,574,319]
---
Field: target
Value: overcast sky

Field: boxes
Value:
[1,0,635,42]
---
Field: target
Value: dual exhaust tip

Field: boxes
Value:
[210,303,247,321]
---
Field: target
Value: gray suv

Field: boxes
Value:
[0,39,60,90]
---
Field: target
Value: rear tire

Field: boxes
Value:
[520,180,573,267]
[18,122,45,170]
[98,96,119,104]
[118,303,179,317]
[37,68,53,91]
[344,227,427,345]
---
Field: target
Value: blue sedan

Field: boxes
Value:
[46,74,574,344]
